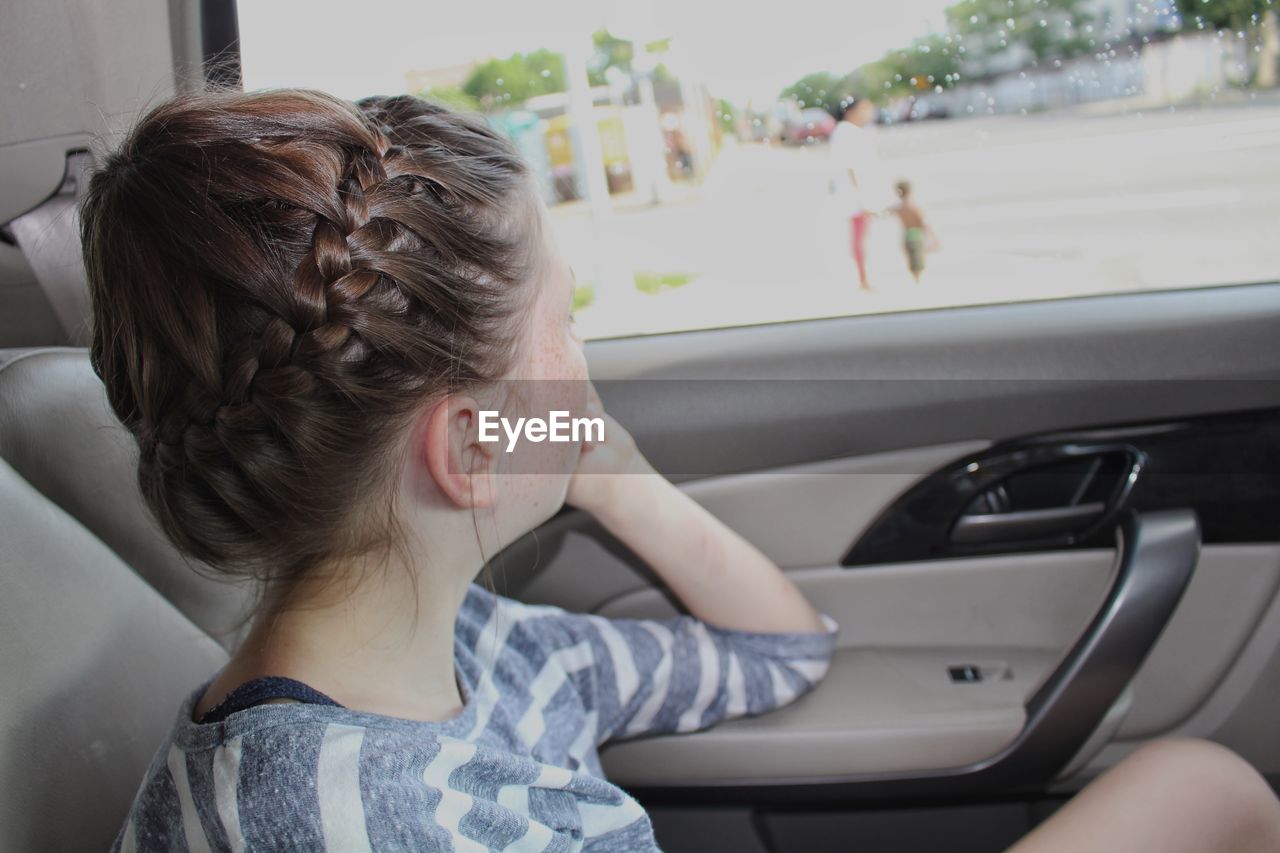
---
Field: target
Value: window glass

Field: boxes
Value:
[239,0,1280,340]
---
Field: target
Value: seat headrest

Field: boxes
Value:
[0,348,253,647]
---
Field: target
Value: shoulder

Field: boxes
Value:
[459,584,590,647]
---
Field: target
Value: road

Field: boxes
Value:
[547,98,1280,340]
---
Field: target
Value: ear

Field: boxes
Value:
[421,394,498,509]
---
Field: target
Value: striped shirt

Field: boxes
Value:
[114,585,838,851]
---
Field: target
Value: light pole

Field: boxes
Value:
[630,41,674,205]
[560,33,612,220]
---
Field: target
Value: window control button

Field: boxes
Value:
[948,665,983,683]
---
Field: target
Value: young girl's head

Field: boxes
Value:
[81,89,586,605]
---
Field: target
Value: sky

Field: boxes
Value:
[238,0,954,106]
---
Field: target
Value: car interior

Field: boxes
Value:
[2,2,1278,851]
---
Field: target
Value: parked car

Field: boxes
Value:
[783,107,837,144]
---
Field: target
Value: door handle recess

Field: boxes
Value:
[952,502,1107,544]
[845,442,1145,566]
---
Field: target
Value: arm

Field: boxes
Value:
[566,389,825,635]
[503,596,836,743]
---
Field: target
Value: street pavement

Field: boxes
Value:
[547,98,1280,340]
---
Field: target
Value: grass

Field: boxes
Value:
[572,283,595,312]
[634,270,697,295]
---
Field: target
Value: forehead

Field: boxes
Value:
[531,202,570,288]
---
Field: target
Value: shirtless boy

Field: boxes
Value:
[891,180,936,284]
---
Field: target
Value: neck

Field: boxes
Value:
[204,536,482,724]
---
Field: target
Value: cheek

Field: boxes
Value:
[528,325,587,383]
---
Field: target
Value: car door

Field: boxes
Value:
[496,282,1280,850]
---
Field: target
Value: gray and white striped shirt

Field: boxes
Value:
[114,585,838,851]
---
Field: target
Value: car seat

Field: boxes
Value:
[0,347,252,850]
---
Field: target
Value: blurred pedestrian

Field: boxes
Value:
[890,180,938,284]
[830,96,891,291]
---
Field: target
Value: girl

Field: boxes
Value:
[83,90,1280,851]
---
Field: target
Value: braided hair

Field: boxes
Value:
[81,89,538,591]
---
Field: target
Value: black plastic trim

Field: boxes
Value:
[952,502,1108,544]
[628,511,1200,805]
[201,0,241,88]
[844,407,1280,566]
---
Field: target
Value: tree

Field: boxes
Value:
[1173,0,1278,86]
[866,33,964,100]
[947,0,1095,66]
[463,49,566,110]
[779,72,862,117]
[715,98,737,134]
[411,85,480,114]
[1174,0,1270,30]
[589,29,634,87]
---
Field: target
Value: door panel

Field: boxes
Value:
[596,551,1116,784]
[1077,550,1280,787]
[504,282,1280,800]
[1116,545,1280,738]
[598,553,1116,656]
[509,441,989,608]
[584,284,1280,480]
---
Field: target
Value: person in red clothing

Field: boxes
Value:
[829,96,891,291]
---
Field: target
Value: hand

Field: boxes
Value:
[565,383,652,516]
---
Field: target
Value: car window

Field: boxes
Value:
[238,0,1279,340]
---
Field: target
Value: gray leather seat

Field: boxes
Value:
[0,347,250,850]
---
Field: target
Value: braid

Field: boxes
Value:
[82,90,535,585]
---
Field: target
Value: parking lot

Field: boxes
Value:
[551,97,1280,339]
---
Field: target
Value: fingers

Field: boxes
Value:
[579,381,605,451]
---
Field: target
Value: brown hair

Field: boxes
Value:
[81,89,538,597]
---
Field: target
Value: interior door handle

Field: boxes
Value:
[952,502,1107,544]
